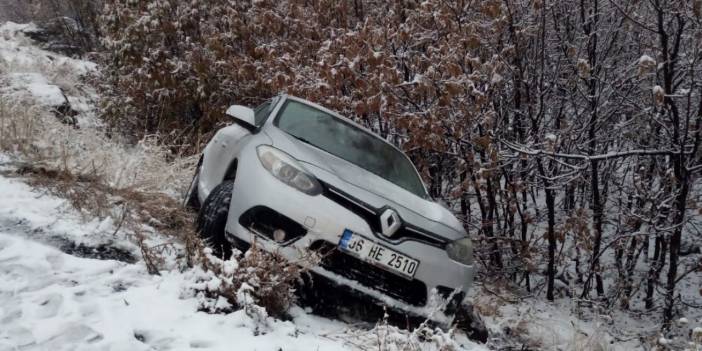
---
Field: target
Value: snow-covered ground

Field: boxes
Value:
[0,175,490,351]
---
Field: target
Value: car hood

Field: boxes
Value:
[264,128,465,240]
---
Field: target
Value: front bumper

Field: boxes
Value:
[224,149,474,322]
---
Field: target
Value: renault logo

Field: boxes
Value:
[380,208,401,237]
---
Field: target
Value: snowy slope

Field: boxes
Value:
[0,176,315,350]
[0,22,97,123]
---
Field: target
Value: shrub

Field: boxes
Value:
[186,239,320,318]
[98,0,497,154]
[99,0,281,148]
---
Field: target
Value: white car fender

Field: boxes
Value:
[199,124,252,200]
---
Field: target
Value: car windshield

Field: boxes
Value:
[275,100,427,198]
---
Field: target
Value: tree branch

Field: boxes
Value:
[501,140,688,161]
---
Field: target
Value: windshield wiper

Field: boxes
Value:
[291,134,313,145]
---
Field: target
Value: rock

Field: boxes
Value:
[5,72,80,127]
[24,77,79,127]
[53,98,79,129]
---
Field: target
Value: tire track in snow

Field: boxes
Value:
[0,217,136,263]
[0,174,138,264]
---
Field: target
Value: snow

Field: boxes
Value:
[0,22,97,74]
[652,85,665,95]
[0,231,345,350]
[490,72,502,84]
[0,21,99,131]
[412,74,423,84]
[0,176,129,251]
[0,22,194,195]
[0,173,486,350]
[7,72,66,106]
[472,293,626,350]
[638,54,655,65]
[0,21,38,34]
[639,54,656,66]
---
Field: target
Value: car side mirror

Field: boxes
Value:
[225,105,256,130]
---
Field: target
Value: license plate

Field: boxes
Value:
[339,229,420,278]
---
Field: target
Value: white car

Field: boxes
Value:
[185,95,486,341]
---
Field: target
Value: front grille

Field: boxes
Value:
[311,241,428,306]
[321,183,448,248]
[394,225,446,247]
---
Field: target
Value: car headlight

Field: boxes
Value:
[446,237,473,265]
[256,145,322,196]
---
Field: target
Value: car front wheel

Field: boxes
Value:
[196,181,234,259]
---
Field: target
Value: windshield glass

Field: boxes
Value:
[275,100,427,197]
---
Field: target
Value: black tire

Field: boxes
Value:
[455,303,488,343]
[184,172,201,211]
[196,181,234,259]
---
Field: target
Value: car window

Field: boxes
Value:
[275,100,428,198]
[254,99,275,127]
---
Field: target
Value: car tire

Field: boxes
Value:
[184,168,201,211]
[455,303,488,343]
[196,181,234,259]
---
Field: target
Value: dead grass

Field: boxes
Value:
[0,97,44,157]
[13,162,192,231]
[0,29,204,278]
[565,325,614,351]
[0,75,199,268]
[0,89,197,195]
[11,159,196,273]
[320,313,461,351]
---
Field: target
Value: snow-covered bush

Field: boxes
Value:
[327,313,461,351]
[99,0,279,147]
[97,0,500,154]
[185,240,320,318]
